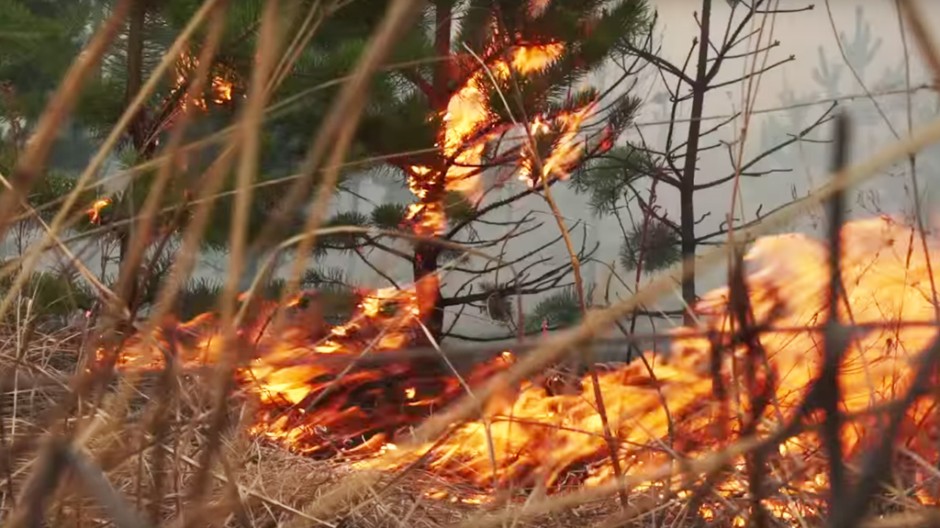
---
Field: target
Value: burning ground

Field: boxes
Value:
[106,215,940,526]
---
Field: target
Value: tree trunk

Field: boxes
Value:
[678,0,711,325]
[433,0,454,109]
[126,0,147,152]
[411,0,454,343]
[120,0,148,313]
[413,242,445,341]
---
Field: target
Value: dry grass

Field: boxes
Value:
[0,332,632,528]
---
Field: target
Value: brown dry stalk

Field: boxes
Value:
[127,0,344,340]
[538,177,628,507]
[0,4,225,518]
[899,1,940,89]
[453,435,765,528]
[0,175,117,305]
[64,447,154,528]
[269,0,336,92]
[4,0,230,476]
[189,0,283,506]
[5,437,70,528]
[408,111,940,444]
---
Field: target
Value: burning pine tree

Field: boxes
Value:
[333,0,649,339]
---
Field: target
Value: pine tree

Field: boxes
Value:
[301,0,651,341]
[0,1,651,338]
[0,0,103,323]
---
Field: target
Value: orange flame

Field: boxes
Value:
[102,4,940,523]
[344,216,939,523]
[175,52,235,112]
[518,102,596,186]
[403,40,587,241]
[86,198,111,224]
[211,77,234,104]
[108,18,940,526]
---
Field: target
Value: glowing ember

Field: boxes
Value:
[211,76,233,104]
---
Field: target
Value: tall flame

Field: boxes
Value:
[405,41,574,239]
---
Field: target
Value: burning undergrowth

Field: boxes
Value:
[106,215,940,526]
[87,7,940,524]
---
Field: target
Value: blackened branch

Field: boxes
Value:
[821,110,851,512]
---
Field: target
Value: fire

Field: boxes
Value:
[111,215,940,524]
[211,76,233,104]
[518,102,596,186]
[86,197,111,224]
[405,40,575,237]
[175,51,235,112]
[370,216,940,514]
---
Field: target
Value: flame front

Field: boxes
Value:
[114,215,940,523]
[353,216,940,522]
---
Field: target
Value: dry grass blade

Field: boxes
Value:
[160,445,337,527]
[900,0,940,87]
[65,448,154,528]
[5,437,69,528]
[111,0,229,318]
[7,3,940,528]
[406,110,940,448]
[189,0,283,507]
[0,173,117,304]
[452,435,765,528]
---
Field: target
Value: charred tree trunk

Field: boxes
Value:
[413,242,445,341]
[678,0,711,325]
